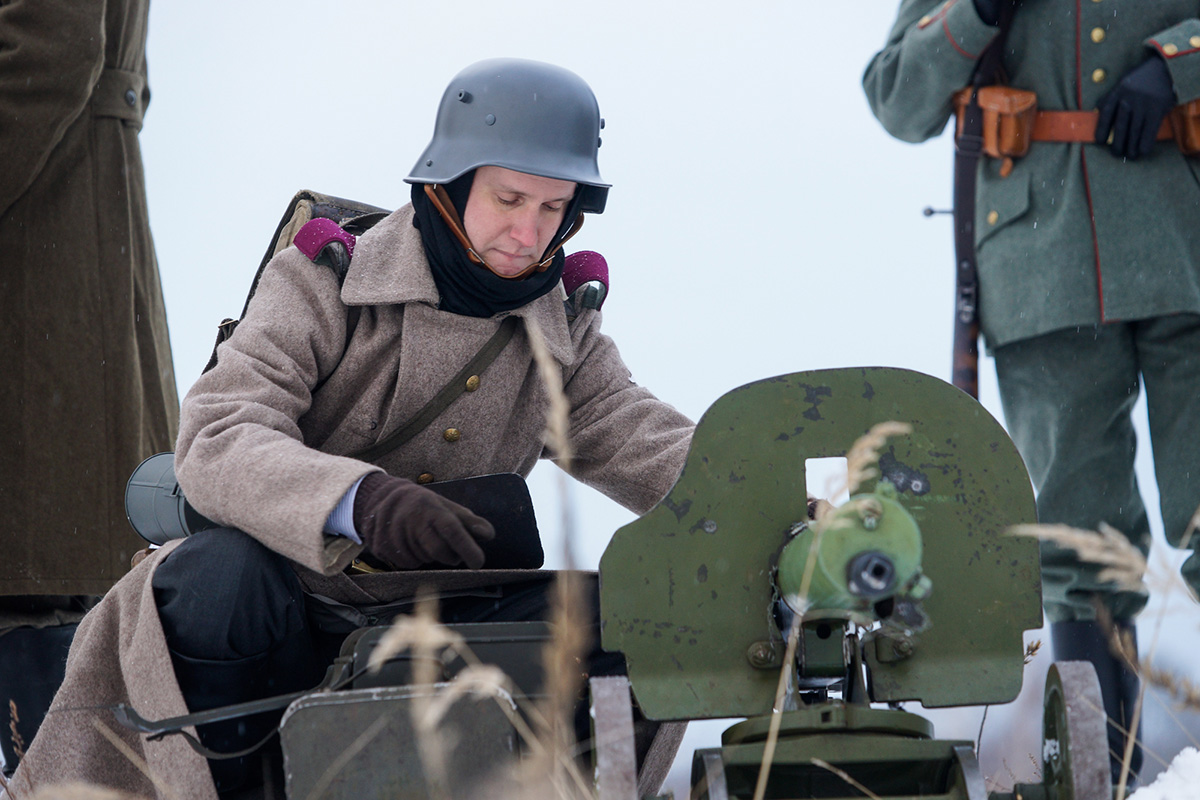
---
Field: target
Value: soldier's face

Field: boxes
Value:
[462,166,576,277]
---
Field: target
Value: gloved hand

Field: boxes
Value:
[1095,56,1178,160]
[352,472,495,569]
[972,0,1002,26]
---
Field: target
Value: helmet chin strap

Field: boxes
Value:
[425,183,584,280]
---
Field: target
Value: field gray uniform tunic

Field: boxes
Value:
[864,0,1200,621]
[5,205,694,798]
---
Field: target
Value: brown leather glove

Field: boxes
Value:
[352,472,495,569]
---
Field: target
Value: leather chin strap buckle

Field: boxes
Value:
[424,183,585,279]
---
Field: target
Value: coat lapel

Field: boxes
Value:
[340,203,576,368]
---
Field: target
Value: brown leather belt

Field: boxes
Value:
[1032,110,1173,143]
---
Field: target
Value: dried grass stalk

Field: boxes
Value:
[520,571,592,799]
[391,593,453,800]
[751,614,803,800]
[835,421,913,498]
[525,317,572,472]
[752,422,914,800]
[8,701,24,763]
[366,595,463,675]
[421,665,513,729]
[1007,522,1147,591]
[22,784,142,800]
[810,758,883,800]
[303,715,392,800]
[526,315,582,575]
[90,719,181,800]
[1141,659,1200,713]
[1185,501,1200,548]
[363,578,590,793]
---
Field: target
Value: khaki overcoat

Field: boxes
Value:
[863,0,1200,350]
[0,0,179,598]
[8,204,694,796]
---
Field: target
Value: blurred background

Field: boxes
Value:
[140,2,1200,794]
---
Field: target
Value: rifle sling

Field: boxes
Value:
[951,1,1017,397]
[351,315,521,464]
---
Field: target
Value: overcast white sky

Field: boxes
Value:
[139,2,1198,792]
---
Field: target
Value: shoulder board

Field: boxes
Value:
[563,250,609,320]
[294,218,358,282]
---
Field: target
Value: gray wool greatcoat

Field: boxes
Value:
[0,0,179,600]
[7,204,694,798]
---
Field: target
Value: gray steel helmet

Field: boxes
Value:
[406,58,609,214]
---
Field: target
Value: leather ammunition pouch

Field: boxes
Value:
[953,86,1037,159]
[1170,98,1200,155]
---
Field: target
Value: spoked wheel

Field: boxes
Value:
[1043,661,1112,800]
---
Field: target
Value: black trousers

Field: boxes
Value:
[152,528,621,793]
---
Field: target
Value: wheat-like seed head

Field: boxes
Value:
[367,592,461,674]
[1007,522,1147,591]
[838,421,913,497]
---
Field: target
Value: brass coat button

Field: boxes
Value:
[417,472,435,484]
[987,210,999,225]
[465,375,481,392]
[1092,68,1107,83]
[1090,27,1105,44]
[443,428,461,442]
[918,14,932,25]
[1191,36,1200,48]
[1163,43,1179,56]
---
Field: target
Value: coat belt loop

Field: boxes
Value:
[90,68,146,128]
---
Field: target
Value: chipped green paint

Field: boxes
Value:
[599,368,1041,720]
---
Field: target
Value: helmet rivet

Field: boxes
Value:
[597,137,602,148]
[485,114,496,126]
[426,160,433,167]
[600,118,605,130]
[457,90,472,103]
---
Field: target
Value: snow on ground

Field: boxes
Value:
[1129,748,1200,800]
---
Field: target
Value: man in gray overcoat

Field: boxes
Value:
[0,0,179,773]
[865,0,1200,783]
[6,58,694,799]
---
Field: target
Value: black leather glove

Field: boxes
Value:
[1095,56,1178,160]
[352,472,495,569]
[973,0,1002,26]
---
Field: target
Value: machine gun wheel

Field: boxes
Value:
[1042,661,1112,800]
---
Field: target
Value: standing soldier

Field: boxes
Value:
[0,0,179,774]
[865,0,1200,785]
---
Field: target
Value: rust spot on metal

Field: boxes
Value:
[697,564,708,583]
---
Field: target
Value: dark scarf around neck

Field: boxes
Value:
[410,171,583,318]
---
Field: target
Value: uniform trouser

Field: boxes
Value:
[152,528,624,794]
[0,595,96,775]
[993,314,1200,623]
